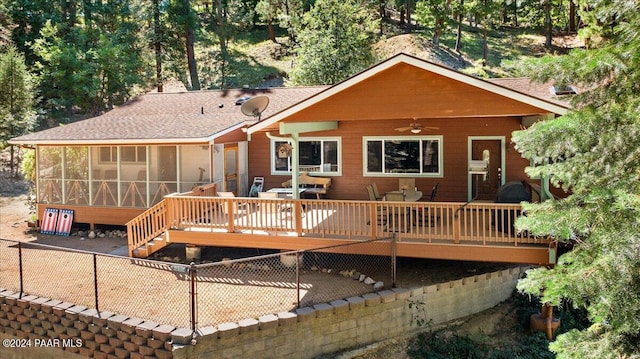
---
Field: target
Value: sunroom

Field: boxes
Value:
[36,144,211,209]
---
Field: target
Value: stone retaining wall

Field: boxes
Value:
[0,291,176,359]
[0,266,527,359]
[173,266,526,358]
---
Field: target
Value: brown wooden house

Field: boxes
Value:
[11,53,573,265]
[247,53,569,203]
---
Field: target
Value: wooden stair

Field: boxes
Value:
[132,234,169,258]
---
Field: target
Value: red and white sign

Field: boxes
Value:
[55,209,74,236]
[41,208,59,235]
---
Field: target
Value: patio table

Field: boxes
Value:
[385,190,423,202]
[266,187,307,198]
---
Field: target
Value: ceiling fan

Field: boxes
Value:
[394,121,439,134]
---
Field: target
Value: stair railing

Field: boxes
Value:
[126,200,169,257]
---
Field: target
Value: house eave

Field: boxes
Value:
[9,138,212,146]
[248,53,569,135]
[9,121,250,147]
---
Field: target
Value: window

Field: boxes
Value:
[99,146,146,163]
[271,138,341,175]
[363,136,443,177]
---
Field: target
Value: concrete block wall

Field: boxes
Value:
[173,266,528,359]
[0,289,178,359]
[0,266,527,359]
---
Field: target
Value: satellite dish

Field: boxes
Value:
[240,96,270,120]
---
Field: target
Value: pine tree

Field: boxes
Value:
[0,46,36,176]
[289,0,379,85]
[513,0,640,356]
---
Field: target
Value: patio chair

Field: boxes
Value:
[365,185,377,201]
[398,178,416,193]
[371,183,384,201]
[365,185,387,226]
[248,176,264,197]
[217,191,248,216]
[415,182,440,227]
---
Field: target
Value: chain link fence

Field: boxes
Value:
[0,237,395,331]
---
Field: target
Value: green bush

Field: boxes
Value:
[407,291,591,359]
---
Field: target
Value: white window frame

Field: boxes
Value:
[362,135,444,177]
[271,137,342,176]
[99,145,146,164]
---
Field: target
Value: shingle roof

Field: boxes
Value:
[10,87,326,145]
[487,77,573,108]
[11,58,574,146]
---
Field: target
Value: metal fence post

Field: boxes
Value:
[18,241,24,298]
[391,235,397,288]
[189,262,197,332]
[296,252,301,308]
[93,253,99,313]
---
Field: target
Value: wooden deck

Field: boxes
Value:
[127,185,556,265]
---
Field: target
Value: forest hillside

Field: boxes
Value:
[1,0,584,135]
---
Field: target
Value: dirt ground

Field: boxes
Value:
[0,172,129,253]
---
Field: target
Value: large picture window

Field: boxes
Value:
[363,136,443,177]
[271,137,341,175]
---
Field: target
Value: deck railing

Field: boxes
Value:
[126,200,168,256]
[128,188,548,256]
[127,183,218,255]
[164,197,543,243]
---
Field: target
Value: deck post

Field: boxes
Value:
[295,201,303,237]
[453,213,461,244]
[166,196,175,230]
[227,199,235,233]
[369,203,378,239]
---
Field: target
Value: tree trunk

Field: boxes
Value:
[405,0,413,32]
[215,0,228,53]
[482,26,488,65]
[267,18,276,42]
[9,145,15,176]
[379,0,386,35]
[569,0,576,32]
[153,0,163,92]
[545,0,552,49]
[184,0,200,90]
[482,0,488,65]
[455,0,464,52]
[186,29,200,90]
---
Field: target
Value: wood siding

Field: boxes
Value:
[259,63,549,129]
[248,116,533,202]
